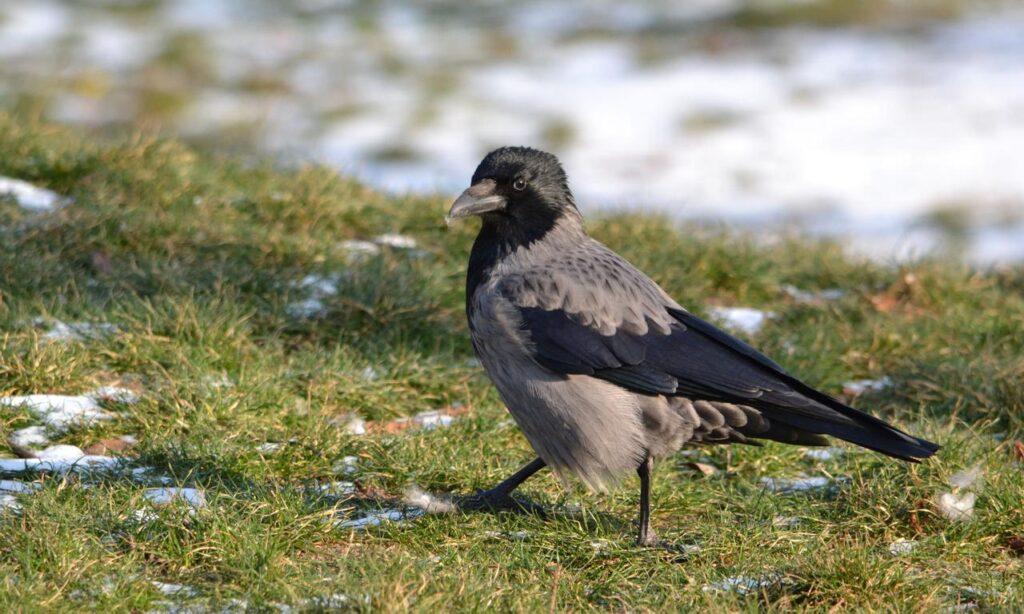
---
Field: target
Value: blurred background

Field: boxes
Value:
[1,0,1022,264]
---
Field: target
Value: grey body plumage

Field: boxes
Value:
[450,146,939,545]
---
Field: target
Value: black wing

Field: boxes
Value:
[512,303,939,461]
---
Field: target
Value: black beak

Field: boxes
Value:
[446,179,506,225]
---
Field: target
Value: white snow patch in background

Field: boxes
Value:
[760,475,848,494]
[293,273,339,298]
[0,494,21,511]
[0,455,124,474]
[0,393,112,432]
[35,444,87,461]
[888,539,918,556]
[803,447,845,462]
[0,176,67,212]
[8,425,50,450]
[338,239,382,256]
[143,488,207,509]
[782,285,846,304]
[403,485,458,514]
[842,377,893,396]
[937,492,976,522]
[412,410,454,430]
[373,233,418,249]
[708,307,774,335]
[359,366,380,382]
[285,297,327,319]
[336,508,423,529]
[702,574,785,594]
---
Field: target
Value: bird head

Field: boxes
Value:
[447,147,578,228]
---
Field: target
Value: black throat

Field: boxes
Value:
[465,207,561,312]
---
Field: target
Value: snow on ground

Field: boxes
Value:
[0,394,111,432]
[707,306,774,335]
[143,487,207,509]
[0,176,68,212]
[760,475,849,494]
[842,377,893,396]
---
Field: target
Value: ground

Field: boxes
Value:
[0,115,1022,611]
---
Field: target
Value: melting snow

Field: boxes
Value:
[285,297,327,319]
[143,488,207,509]
[412,410,454,430]
[0,455,124,474]
[842,377,893,396]
[0,176,67,212]
[8,425,50,451]
[760,475,848,494]
[0,480,41,494]
[315,481,355,498]
[888,539,918,556]
[702,574,785,595]
[708,307,774,335]
[803,447,845,462]
[336,507,423,529]
[36,444,87,461]
[333,455,359,475]
[0,393,112,432]
[151,582,199,598]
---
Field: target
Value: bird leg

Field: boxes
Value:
[637,455,659,546]
[460,457,547,515]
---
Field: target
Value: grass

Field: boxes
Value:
[0,113,1022,611]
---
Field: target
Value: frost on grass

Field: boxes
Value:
[842,377,893,396]
[707,306,774,335]
[760,475,849,494]
[702,573,786,595]
[403,485,458,514]
[889,539,918,556]
[0,176,68,212]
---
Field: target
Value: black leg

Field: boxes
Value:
[460,457,546,514]
[637,455,658,546]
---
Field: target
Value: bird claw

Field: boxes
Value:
[459,488,546,517]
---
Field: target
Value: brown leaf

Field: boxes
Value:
[1013,441,1024,462]
[686,462,718,476]
[84,437,135,455]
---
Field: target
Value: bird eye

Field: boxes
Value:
[512,177,527,191]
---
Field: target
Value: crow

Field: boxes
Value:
[447,146,938,545]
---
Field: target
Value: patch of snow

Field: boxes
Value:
[335,507,423,529]
[708,306,774,335]
[36,444,86,461]
[359,366,380,382]
[373,233,418,249]
[0,394,112,432]
[803,447,845,462]
[0,455,124,474]
[782,285,846,304]
[286,298,327,319]
[936,492,975,522]
[0,479,41,494]
[0,494,21,512]
[315,481,355,498]
[333,455,359,475]
[131,467,174,486]
[143,488,207,509]
[412,410,455,430]
[39,320,117,342]
[8,425,50,450]
[151,582,199,598]
[0,176,67,212]
[702,574,785,595]
[842,377,893,396]
[257,442,284,454]
[293,273,339,297]
[760,475,848,494]
[888,539,917,556]
[403,485,457,514]
[338,239,382,256]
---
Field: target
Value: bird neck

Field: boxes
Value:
[466,211,583,300]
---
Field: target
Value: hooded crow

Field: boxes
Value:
[448,146,939,545]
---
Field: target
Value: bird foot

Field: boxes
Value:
[459,488,546,516]
[636,529,660,547]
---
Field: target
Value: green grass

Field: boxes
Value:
[0,114,1022,611]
